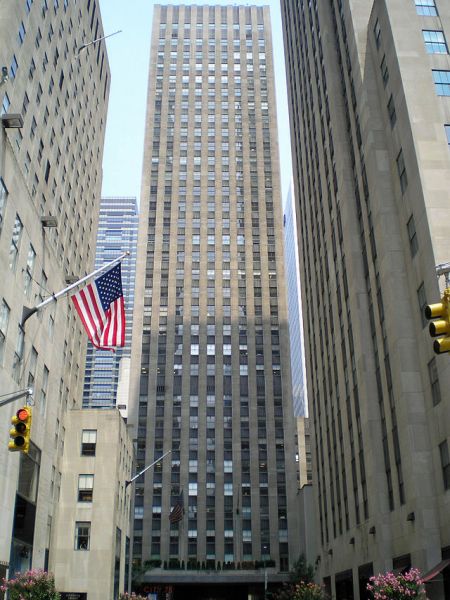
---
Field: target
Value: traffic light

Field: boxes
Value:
[425,288,450,354]
[8,406,32,453]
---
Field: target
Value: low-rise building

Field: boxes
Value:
[51,409,133,600]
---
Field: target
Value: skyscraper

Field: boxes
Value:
[82,196,138,412]
[0,0,109,579]
[283,184,307,419]
[281,0,450,597]
[129,4,299,597]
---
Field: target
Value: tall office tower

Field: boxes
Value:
[281,0,450,597]
[129,4,300,597]
[283,184,307,419]
[0,0,109,579]
[82,196,138,411]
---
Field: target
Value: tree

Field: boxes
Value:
[289,554,315,584]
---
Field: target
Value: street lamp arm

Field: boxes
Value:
[77,30,122,55]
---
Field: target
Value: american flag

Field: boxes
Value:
[169,492,184,524]
[71,263,125,350]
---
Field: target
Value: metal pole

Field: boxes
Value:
[125,450,172,487]
[22,251,129,325]
[77,30,122,55]
[0,388,33,409]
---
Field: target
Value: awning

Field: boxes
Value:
[422,559,450,583]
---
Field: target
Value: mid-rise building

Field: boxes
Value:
[129,4,300,598]
[0,0,109,581]
[82,196,138,413]
[281,0,450,598]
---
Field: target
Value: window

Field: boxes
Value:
[24,243,36,296]
[387,95,396,127]
[374,19,381,49]
[0,177,7,233]
[9,214,23,271]
[423,30,447,54]
[78,474,94,502]
[415,0,437,15]
[13,325,24,382]
[40,365,49,415]
[75,521,91,550]
[428,358,441,406]
[407,215,418,257]
[18,22,26,45]
[396,149,408,193]
[439,440,450,490]
[417,283,427,328]
[433,70,450,96]
[0,299,10,365]
[10,55,18,80]
[81,429,97,456]
[1,92,10,115]
[380,55,389,87]
[445,125,450,146]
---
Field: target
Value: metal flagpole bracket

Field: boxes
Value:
[125,450,171,488]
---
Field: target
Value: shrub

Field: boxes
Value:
[272,581,327,600]
[1,569,60,600]
[367,568,425,600]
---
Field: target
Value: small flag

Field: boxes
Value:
[71,263,125,350]
[169,492,184,524]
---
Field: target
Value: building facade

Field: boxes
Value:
[129,4,300,598]
[82,196,138,413]
[281,0,450,598]
[51,409,133,600]
[0,0,109,583]
[283,183,307,418]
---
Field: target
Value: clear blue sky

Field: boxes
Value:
[98,1,292,207]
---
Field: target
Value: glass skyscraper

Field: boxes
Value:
[83,196,138,409]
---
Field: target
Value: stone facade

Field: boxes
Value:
[281,0,450,598]
[0,0,109,582]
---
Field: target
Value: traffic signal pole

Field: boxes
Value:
[0,388,33,409]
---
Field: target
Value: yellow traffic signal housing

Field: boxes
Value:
[425,288,450,354]
[8,406,32,453]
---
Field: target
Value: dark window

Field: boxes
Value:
[407,215,418,257]
[374,19,381,49]
[439,440,450,490]
[396,149,407,193]
[387,95,396,127]
[417,283,427,328]
[75,521,91,550]
[428,358,441,406]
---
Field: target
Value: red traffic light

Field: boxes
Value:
[16,408,29,421]
[8,406,32,453]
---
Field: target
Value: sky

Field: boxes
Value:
[98,0,293,208]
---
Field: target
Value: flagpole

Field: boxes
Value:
[21,251,130,326]
[125,450,172,488]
